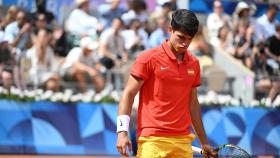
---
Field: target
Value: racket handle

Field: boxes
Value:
[192,146,204,154]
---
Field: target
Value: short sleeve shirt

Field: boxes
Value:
[131,40,201,138]
[62,47,99,70]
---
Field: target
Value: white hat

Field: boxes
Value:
[80,37,99,50]
[75,0,88,6]
[213,1,222,7]
[235,2,250,15]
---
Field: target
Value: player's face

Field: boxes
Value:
[169,27,193,54]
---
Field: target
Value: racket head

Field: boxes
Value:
[215,144,251,158]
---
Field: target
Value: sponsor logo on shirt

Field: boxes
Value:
[160,66,168,70]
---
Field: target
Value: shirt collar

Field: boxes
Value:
[161,40,189,62]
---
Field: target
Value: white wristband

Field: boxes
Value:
[117,115,130,132]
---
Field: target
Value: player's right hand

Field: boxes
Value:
[202,144,217,158]
[116,131,132,157]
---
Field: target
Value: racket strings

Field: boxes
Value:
[217,146,251,158]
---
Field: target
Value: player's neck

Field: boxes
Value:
[177,54,184,61]
[168,41,185,61]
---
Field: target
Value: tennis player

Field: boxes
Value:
[116,9,216,158]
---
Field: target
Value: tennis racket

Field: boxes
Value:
[192,144,251,158]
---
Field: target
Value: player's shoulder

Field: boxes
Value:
[136,46,163,63]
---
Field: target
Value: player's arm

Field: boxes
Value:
[116,75,144,156]
[189,87,216,156]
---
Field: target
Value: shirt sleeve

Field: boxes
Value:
[63,48,80,69]
[99,30,110,44]
[4,24,16,43]
[130,52,154,81]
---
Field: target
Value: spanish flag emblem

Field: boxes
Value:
[187,69,195,76]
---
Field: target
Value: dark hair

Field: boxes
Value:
[267,4,279,11]
[36,0,46,12]
[171,9,199,37]
[131,0,147,12]
[217,24,229,39]
[162,2,172,9]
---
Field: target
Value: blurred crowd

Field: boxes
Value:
[206,1,280,105]
[0,0,279,105]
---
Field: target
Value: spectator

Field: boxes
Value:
[99,17,127,64]
[32,13,48,35]
[65,0,103,39]
[30,1,67,58]
[148,2,173,32]
[255,4,279,41]
[0,31,12,65]
[252,42,280,106]
[163,2,174,13]
[61,37,105,93]
[121,18,148,58]
[31,13,50,46]
[215,24,235,55]
[189,25,212,57]
[233,19,254,69]
[0,31,15,89]
[266,24,280,66]
[5,10,32,52]
[25,29,60,91]
[207,0,232,45]
[121,0,148,27]
[31,0,55,25]
[189,25,214,70]
[0,5,18,30]
[232,1,256,32]
[168,0,177,11]
[155,0,177,11]
[1,70,13,89]
[98,0,126,29]
[148,15,170,49]
[51,26,68,57]
[99,17,134,90]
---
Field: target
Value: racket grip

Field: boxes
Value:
[192,146,204,154]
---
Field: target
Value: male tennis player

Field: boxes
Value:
[116,9,216,158]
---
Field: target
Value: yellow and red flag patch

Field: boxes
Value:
[187,69,195,76]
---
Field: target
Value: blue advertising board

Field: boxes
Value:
[0,100,279,156]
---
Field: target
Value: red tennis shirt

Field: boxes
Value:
[131,40,201,138]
